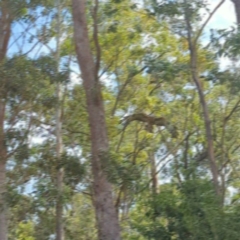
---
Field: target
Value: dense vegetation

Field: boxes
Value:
[1,0,240,239]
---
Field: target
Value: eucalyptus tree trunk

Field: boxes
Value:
[188,44,219,196]
[149,151,159,196]
[232,0,240,25]
[0,2,11,239]
[184,1,220,196]
[0,102,7,240]
[55,0,64,239]
[71,0,121,239]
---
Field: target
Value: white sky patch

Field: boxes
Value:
[199,0,236,70]
[70,71,81,85]
[205,0,236,30]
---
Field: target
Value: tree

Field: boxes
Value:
[55,0,64,239]
[71,0,121,239]
[183,0,225,196]
[0,2,13,238]
[1,0,240,239]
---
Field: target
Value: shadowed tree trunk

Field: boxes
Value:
[55,0,64,239]
[0,2,11,239]
[184,0,220,196]
[71,0,121,239]
[0,102,7,240]
[232,0,240,25]
[188,44,219,195]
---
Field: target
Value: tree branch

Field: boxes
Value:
[224,98,240,122]
[194,0,225,45]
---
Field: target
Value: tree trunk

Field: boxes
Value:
[189,51,219,195]
[55,0,64,239]
[0,2,11,62]
[55,65,64,240]
[149,151,159,196]
[0,2,11,238]
[184,2,220,196]
[232,0,240,25]
[0,101,7,240]
[0,161,6,240]
[71,1,121,240]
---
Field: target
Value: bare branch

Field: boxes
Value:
[224,98,240,122]
[123,113,178,138]
[194,0,225,45]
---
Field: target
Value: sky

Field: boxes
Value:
[7,0,237,68]
[207,0,235,29]
[203,0,236,69]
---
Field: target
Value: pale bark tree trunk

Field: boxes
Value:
[55,0,64,239]
[189,48,219,195]
[55,89,64,240]
[55,91,64,240]
[149,151,159,196]
[232,0,240,25]
[71,1,121,240]
[184,1,220,196]
[0,101,7,240]
[0,163,7,240]
[0,2,11,239]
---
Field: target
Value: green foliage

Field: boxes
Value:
[65,194,97,240]
[100,150,143,187]
[130,181,240,240]
[4,0,240,239]
[16,221,35,240]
